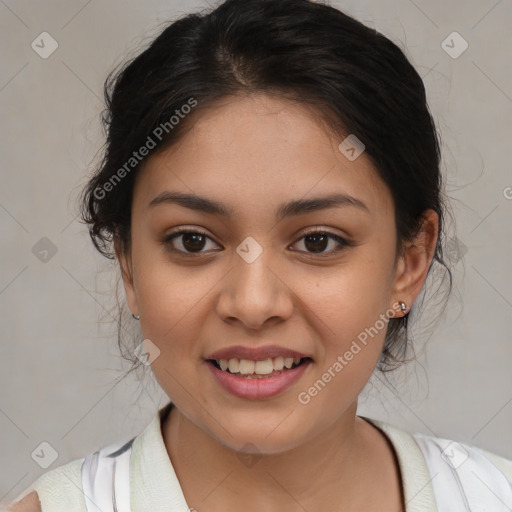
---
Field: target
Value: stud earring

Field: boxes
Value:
[132,313,140,320]
[399,301,408,316]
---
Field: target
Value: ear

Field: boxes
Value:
[114,234,139,317]
[391,209,439,311]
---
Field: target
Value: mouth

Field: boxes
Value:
[206,356,312,400]
[204,344,313,399]
[207,356,313,379]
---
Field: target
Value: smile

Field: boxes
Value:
[206,357,312,399]
[210,356,309,377]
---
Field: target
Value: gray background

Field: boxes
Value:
[1,0,511,503]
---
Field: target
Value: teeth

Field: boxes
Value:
[216,356,305,375]
[239,360,255,375]
[273,356,284,371]
[255,359,274,374]
[228,358,239,373]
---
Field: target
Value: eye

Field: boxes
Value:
[163,227,350,257]
[291,229,350,256]
[163,228,220,255]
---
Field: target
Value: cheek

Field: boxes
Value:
[295,273,390,419]
[296,249,394,380]
[304,251,393,333]
[130,245,206,349]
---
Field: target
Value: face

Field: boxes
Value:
[117,93,436,454]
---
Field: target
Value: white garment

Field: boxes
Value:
[7,402,512,511]
[81,437,134,512]
[412,432,512,511]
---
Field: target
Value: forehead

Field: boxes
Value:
[134,94,394,221]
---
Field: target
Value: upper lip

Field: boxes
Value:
[206,345,311,362]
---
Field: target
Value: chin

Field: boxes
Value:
[208,411,309,455]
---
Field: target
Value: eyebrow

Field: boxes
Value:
[148,191,370,221]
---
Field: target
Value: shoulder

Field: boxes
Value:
[413,429,512,474]
[411,430,512,507]
[474,445,512,482]
[1,491,41,511]
[363,416,512,508]
[1,411,161,512]
[368,416,512,480]
[1,458,85,512]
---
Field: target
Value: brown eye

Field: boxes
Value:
[163,229,219,254]
[292,230,349,255]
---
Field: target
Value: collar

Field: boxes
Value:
[361,416,437,511]
[129,403,437,511]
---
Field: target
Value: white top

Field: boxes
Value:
[6,402,512,511]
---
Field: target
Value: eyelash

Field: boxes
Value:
[162,227,350,257]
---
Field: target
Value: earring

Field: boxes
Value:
[399,301,408,316]
[132,313,140,320]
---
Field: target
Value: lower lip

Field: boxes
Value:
[206,360,311,400]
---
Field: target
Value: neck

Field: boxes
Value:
[161,401,398,512]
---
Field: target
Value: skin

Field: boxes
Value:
[108,93,439,512]
[5,493,41,512]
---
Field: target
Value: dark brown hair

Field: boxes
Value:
[80,0,453,374]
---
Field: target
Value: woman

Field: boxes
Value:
[5,0,512,510]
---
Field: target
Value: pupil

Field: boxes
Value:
[305,233,328,253]
[183,233,206,252]
[181,233,329,253]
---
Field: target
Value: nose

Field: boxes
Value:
[215,245,294,330]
